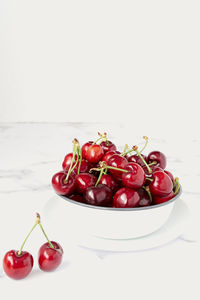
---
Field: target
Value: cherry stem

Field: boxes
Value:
[36,213,54,248]
[139,136,148,154]
[133,146,152,173]
[121,148,134,157]
[90,163,128,184]
[77,148,82,175]
[145,177,153,182]
[18,214,40,256]
[148,161,157,166]
[39,223,54,249]
[95,168,104,187]
[143,186,153,203]
[93,132,107,145]
[106,165,128,173]
[174,178,180,195]
[64,139,79,183]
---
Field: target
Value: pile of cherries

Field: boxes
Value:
[52,133,180,208]
[3,213,63,280]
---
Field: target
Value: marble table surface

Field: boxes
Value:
[0,123,200,300]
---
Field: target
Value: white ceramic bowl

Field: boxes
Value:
[57,187,182,240]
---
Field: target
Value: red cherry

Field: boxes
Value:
[164,170,174,183]
[138,189,151,207]
[122,162,146,189]
[62,153,78,169]
[84,184,113,206]
[64,159,91,174]
[38,241,63,272]
[85,144,104,163]
[113,188,140,208]
[102,150,120,164]
[107,154,128,179]
[100,140,116,153]
[81,141,93,159]
[153,191,175,205]
[99,174,119,192]
[52,171,76,196]
[68,194,85,203]
[149,171,173,196]
[3,250,33,280]
[75,173,96,193]
[147,151,167,169]
[128,154,147,167]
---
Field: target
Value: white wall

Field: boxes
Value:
[0,0,199,134]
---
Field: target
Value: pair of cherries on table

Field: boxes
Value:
[52,133,180,208]
[3,213,63,280]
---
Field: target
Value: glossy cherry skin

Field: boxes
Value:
[85,144,104,163]
[62,153,78,169]
[68,193,85,203]
[122,162,146,189]
[99,174,119,192]
[102,150,120,164]
[153,191,175,205]
[147,151,167,169]
[75,173,96,193]
[38,241,63,272]
[81,141,93,159]
[113,188,140,208]
[107,154,128,179]
[164,170,174,183]
[100,140,116,153]
[128,154,147,167]
[138,189,151,207]
[84,184,113,206]
[149,171,173,196]
[3,250,33,280]
[52,171,76,196]
[64,158,91,174]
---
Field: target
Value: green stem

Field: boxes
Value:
[64,140,78,183]
[139,136,148,154]
[145,177,153,182]
[174,178,180,195]
[148,161,157,167]
[18,219,39,256]
[71,147,80,173]
[39,223,54,249]
[133,146,152,173]
[77,148,82,175]
[107,165,128,173]
[143,186,153,203]
[121,148,134,157]
[95,168,104,186]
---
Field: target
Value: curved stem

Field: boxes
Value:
[77,148,82,175]
[39,223,54,249]
[106,165,128,173]
[95,168,104,186]
[64,140,79,183]
[174,178,180,195]
[139,136,148,154]
[145,177,153,182]
[148,161,157,167]
[71,147,80,173]
[133,146,152,173]
[18,215,40,256]
[143,186,153,203]
[121,148,134,157]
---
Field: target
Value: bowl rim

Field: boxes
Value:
[59,186,182,211]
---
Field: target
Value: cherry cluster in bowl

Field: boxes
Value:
[52,133,180,208]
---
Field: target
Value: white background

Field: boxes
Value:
[0,0,200,136]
